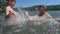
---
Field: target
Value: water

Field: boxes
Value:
[0,9,60,34]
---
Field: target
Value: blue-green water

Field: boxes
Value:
[0,10,60,34]
[29,10,60,18]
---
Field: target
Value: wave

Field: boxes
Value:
[1,8,60,34]
[2,16,60,34]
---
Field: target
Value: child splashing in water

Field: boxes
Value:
[2,0,21,33]
[5,0,21,26]
[5,0,20,19]
[25,5,52,21]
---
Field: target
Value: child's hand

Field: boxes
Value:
[14,13,20,18]
[31,18,37,21]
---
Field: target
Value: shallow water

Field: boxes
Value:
[0,9,60,34]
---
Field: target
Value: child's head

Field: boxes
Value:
[6,0,16,7]
[38,5,47,13]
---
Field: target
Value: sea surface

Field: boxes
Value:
[0,10,60,34]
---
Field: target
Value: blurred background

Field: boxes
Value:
[0,0,60,34]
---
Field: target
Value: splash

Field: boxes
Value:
[1,8,60,34]
[2,18,60,34]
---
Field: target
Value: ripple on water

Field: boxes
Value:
[1,18,60,34]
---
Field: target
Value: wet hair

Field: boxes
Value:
[6,0,15,5]
[38,5,47,11]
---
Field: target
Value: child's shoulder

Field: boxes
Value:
[6,6,11,9]
[45,12,50,15]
